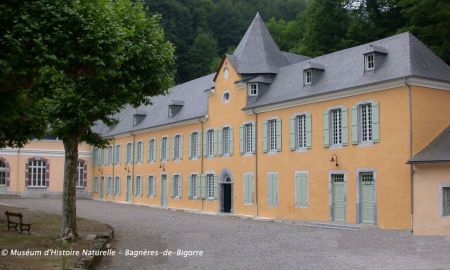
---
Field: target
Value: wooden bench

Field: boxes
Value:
[5,211,32,233]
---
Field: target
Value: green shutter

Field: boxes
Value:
[218,128,223,156]
[152,176,156,197]
[172,137,176,160]
[243,175,248,204]
[188,175,192,199]
[251,123,256,154]
[179,135,183,160]
[118,177,121,195]
[263,121,268,153]
[178,175,182,198]
[171,175,174,198]
[323,110,330,147]
[276,118,282,152]
[196,175,201,200]
[159,140,163,161]
[229,127,234,155]
[306,113,312,149]
[239,125,244,155]
[372,101,380,142]
[249,174,254,204]
[133,143,138,164]
[342,107,349,145]
[267,174,272,205]
[352,105,359,144]
[214,174,218,199]
[140,177,143,196]
[295,173,308,207]
[200,174,206,199]
[203,132,207,157]
[147,141,151,162]
[153,139,157,162]
[188,133,192,159]
[274,174,278,207]
[289,115,296,150]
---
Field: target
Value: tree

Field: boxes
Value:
[186,32,220,79]
[2,0,174,240]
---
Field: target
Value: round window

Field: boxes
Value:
[222,92,230,102]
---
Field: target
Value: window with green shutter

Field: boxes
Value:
[352,101,380,144]
[267,173,278,207]
[115,176,121,195]
[443,187,450,216]
[295,172,308,207]
[243,173,254,204]
[188,174,199,199]
[267,119,280,152]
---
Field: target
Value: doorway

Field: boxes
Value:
[359,172,376,224]
[331,174,346,222]
[161,174,167,207]
[126,175,132,202]
[220,176,233,213]
[100,176,104,199]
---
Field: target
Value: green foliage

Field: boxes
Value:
[186,32,220,80]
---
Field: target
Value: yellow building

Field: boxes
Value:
[2,14,450,233]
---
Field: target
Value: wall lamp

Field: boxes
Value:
[159,163,166,172]
[330,154,338,167]
[124,165,130,173]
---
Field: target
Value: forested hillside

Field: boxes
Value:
[143,0,450,84]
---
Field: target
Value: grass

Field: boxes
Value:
[0,203,110,270]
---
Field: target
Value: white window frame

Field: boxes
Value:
[244,122,254,154]
[108,146,113,165]
[190,173,198,199]
[0,160,6,186]
[76,161,85,188]
[191,132,199,158]
[330,109,342,146]
[224,67,229,79]
[115,144,121,165]
[161,136,168,161]
[206,173,215,200]
[296,114,307,149]
[441,184,450,217]
[114,176,120,195]
[135,175,142,196]
[222,126,231,156]
[136,141,143,163]
[173,174,181,198]
[126,142,132,164]
[206,129,215,157]
[267,119,278,152]
[148,138,156,162]
[28,159,47,188]
[365,53,375,71]
[174,134,181,160]
[248,83,258,96]
[147,175,155,197]
[304,70,312,85]
[359,103,373,143]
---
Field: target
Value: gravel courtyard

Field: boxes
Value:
[1,198,449,270]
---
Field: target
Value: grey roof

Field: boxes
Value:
[94,73,215,137]
[408,125,450,163]
[245,32,450,110]
[231,13,307,74]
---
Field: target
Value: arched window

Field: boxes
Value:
[76,160,87,188]
[26,158,48,188]
[224,67,229,79]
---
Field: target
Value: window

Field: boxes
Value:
[359,103,372,142]
[296,115,307,148]
[172,174,181,198]
[148,139,156,162]
[295,172,308,207]
[224,67,229,79]
[114,176,121,195]
[147,175,155,197]
[108,146,113,165]
[444,187,450,216]
[248,83,258,96]
[103,148,108,165]
[135,176,142,196]
[244,123,255,153]
[115,145,121,165]
[161,137,168,161]
[190,132,199,158]
[126,143,132,164]
[107,177,113,194]
[304,70,312,85]
[173,135,181,160]
[93,177,98,193]
[365,53,375,71]
[268,119,278,152]
[267,173,278,207]
[330,109,342,145]
[222,91,230,103]
[207,129,215,157]
[243,173,254,204]
[76,161,85,188]
[27,159,47,187]
[189,174,198,199]
[206,174,215,199]
[0,160,7,186]
[136,141,143,163]
[222,127,231,155]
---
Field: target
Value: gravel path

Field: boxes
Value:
[1,198,449,270]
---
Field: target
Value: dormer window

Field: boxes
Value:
[168,100,184,118]
[224,67,229,79]
[133,111,147,126]
[365,53,375,71]
[248,83,258,96]
[304,70,312,86]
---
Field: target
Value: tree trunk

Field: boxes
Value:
[60,137,79,241]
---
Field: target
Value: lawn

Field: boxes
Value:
[0,202,111,270]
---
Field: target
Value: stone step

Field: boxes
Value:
[0,194,19,199]
[307,222,361,231]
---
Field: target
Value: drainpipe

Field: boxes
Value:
[200,117,205,211]
[253,110,259,217]
[112,138,115,200]
[131,133,136,203]
[404,77,414,233]
[16,148,20,198]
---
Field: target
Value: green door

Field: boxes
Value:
[332,174,346,222]
[100,177,104,199]
[161,174,167,207]
[126,175,132,202]
[360,172,375,224]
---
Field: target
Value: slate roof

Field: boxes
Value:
[244,32,450,110]
[94,73,215,137]
[408,125,450,163]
